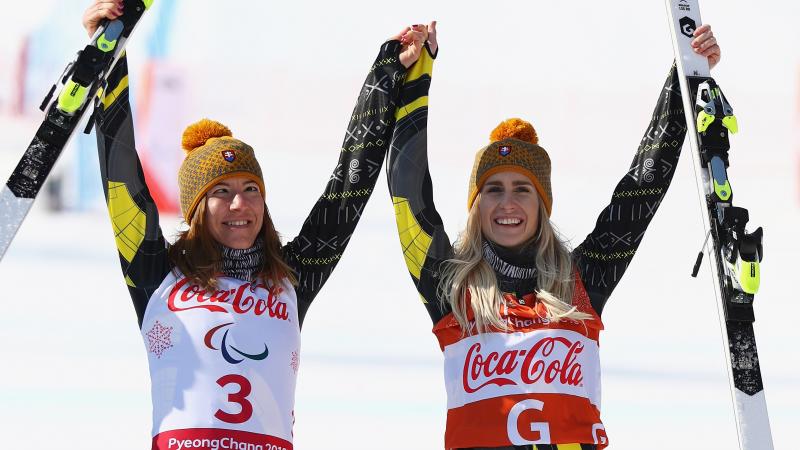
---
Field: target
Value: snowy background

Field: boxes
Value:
[0,0,798,449]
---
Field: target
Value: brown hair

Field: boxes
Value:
[168,198,297,289]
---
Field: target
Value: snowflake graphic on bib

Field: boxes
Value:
[146,320,174,358]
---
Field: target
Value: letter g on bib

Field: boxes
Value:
[507,399,551,445]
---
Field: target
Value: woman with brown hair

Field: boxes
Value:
[387,21,720,449]
[83,1,429,448]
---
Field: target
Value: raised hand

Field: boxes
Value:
[82,0,124,37]
[426,21,438,55]
[392,22,435,68]
[691,24,721,70]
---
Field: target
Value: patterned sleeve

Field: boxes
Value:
[573,65,687,316]
[386,46,453,325]
[283,41,407,326]
[94,55,172,328]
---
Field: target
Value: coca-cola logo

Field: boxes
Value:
[167,277,289,321]
[462,337,584,393]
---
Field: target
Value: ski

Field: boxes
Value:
[665,1,773,448]
[0,0,154,263]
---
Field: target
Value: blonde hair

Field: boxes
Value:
[168,198,297,289]
[439,195,592,334]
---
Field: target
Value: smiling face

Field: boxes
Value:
[204,176,265,249]
[478,171,540,249]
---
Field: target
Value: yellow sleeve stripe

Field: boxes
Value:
[125,275,137,288]
[551,444,583,450]
[393,196,433,280]
[405,49,434,83]
[108,181,146,263]
[100,74,129,110]
[395,95,428,122]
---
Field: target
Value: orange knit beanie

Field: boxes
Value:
[177,119,265,222]
[467,118,552,215]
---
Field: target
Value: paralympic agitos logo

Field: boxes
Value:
[204,322,269,364]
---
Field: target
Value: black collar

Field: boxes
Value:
[482,239,538,297]
[220,238,264,282]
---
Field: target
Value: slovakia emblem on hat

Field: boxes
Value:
[222,150,236,163]
[498,145,512,157]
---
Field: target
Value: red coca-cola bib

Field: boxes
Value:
[433,276,609,449]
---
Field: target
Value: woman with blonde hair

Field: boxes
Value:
[387,22,721,449]
[83,1,430,448]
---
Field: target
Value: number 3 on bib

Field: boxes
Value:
[507,399,551,445]
[215,374,253,424]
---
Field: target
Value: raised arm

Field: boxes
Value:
[573,64,685,316]
[387,27,452,325]
[93,55,171,327]
[574,26,720,316]
[283,39,409,326]
[81,0,169,327]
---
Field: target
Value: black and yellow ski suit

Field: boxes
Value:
[387,47,688,450]
[92,40,408,448]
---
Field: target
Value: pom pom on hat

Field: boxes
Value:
[181,119,233,154]
[489,118,538,145]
